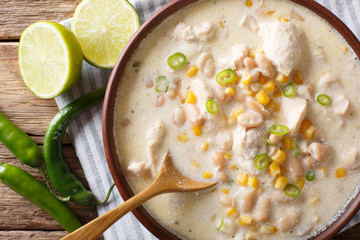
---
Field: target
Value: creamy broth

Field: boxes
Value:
[114,0,360,239]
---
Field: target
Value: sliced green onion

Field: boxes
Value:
[254,154,270,170]
[155,76,169,93]
[282,82,296,97]
[269,124,289,135]
[317,94,331,106]
[216,69,235,85]
[284,184,301,198]
[227,179,234,185]
[306,170,315,181]
[217,219,224,231]
[266,138,274,146]
[292,140,297,156]
[206,100,219,114]
[167,52,187,69]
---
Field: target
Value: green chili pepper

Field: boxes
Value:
[284,184,301,198]
[0,111,41,168]
[269,124,289,135]
[217,218,224,231]
[206,100,219,114]
[155,76,169,93]
[43,87,114,206]
[254,153,269,170]
[292,140,298,156]
[167,52,187,69]
[317,94,331,106]
[216,69,235,85]
[306,170,315,181]
[0,163,82,232]
[266,138,274,146]
[282,82,296,97]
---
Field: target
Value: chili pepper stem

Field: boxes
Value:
[96,183,116,205]
[38,165,70,202]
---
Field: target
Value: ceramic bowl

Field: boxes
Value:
[102,0,360,239]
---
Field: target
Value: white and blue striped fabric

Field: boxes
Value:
[57,0,360,239]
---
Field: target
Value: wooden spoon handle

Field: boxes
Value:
[61,184,162,240]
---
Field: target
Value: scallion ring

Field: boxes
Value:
[282,82,296,97]
[306,170,315,182]
[155,76,169,93]
[216,69,235,85]
[317,94,331,106]
[284,184,301,198]
[206,100,219,114]
[254,153,270,170]
[167,52,187,69]
[269,124,289,135]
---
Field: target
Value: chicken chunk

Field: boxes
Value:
[342,148,360,171]
[232,126,247,155]
[145,121,166,176]
[173,22,215,42]
[243,127,266,159]
[215,130,233,150]
[279,97,307,135]
[239,188,256,213]
[309,142,332,163]
[259,21,304,76]
[127,161,151,178]
[333,95,349,117]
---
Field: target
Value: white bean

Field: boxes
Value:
[156,95,165,107]
[309,142,332,163]
[245,97,270,118]
[284,155,304,178]
[237,112,263,128]
[218,195,232,207]
[172,107,186,127]
[278,208,299,232]
[302,155,316,170]
[186,104,205,126]
[217,171,229,182]
[244,57,256,69]
[253,196,271,222]
[199,52,215,78]
[269,134,283,145]
[212,151,226,168]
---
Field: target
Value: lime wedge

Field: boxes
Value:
[18,21,83,99]
[71,0,140,68]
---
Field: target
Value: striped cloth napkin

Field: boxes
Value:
[56,0,360,239]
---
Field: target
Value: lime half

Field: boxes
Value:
[71,0,140,68]
[18,21,83,99]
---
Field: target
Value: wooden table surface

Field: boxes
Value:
[1,0,360,239]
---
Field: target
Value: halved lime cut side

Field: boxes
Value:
[71,0,140,68]
[18,21,83,99]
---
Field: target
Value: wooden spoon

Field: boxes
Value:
[62,151,217,240]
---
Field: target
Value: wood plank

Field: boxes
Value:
[0,230,104,240]
[0,0,81,40]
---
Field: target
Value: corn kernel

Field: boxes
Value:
[245,0,253,7]
[199,141,209,152]
[320,166,328,177]
[255,91,271,105]
[269,162,281,177]
[186,65,199,78]
[222,188,230,194]
[275,73,289,83]
[232,107,245,120]
[300,119,312,134]
[267,10,275,16]
[274,176,288,190]
[263,80,276,93]
[224,153,232,160]
[269,226,278,234]
[280,165,287,175]
[226,207,238,216]
[281,136,292,150]
[297,178,305,190]
[279,17,289,22]
[292,70,303,85]
[211,187,217,192]
[181,99,186,104]
[248,177,259,189]
[267,99,274,108]
[341,45,348,52]
[237,173,249,186]
[229,73,240,84]
[238,215,254,225]
[242,86,256,96]
[230,165,238,170]
[219,20,225,29]
[226,115,236,125]
[272,149,287,164]
[336,167,347,178]
[273,103,281,112]
[258,73,267,84]
[186,90,196,104]
[304,126,316,140]
[203,171,213,178]
[192,125,202,136]
[241,73,252,85]
[192,160,199,168]
[225,87,235,96]
[178,133,189,143]
[273,89,282,98]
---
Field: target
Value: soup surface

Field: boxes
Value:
[114,0,360,239]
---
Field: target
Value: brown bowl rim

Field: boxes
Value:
[102,0,360,239]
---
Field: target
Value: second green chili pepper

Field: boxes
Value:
[0,111,41,168]
[0,162,82,232]
[43,87,113,206]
